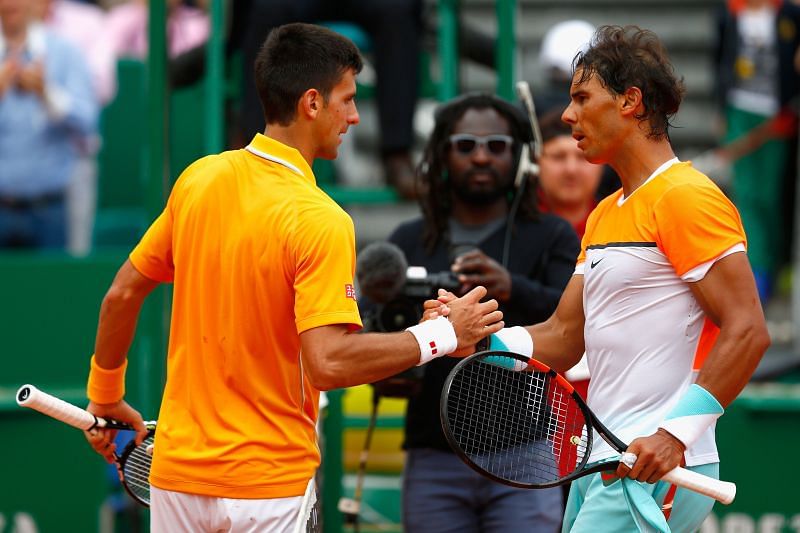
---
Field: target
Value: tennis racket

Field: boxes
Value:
[440,351,736,504]
[16,384,155,507]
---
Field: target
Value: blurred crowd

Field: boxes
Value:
[1,0,799,312]
[0,0,209,256]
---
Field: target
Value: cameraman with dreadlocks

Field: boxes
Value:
[388,93,579,532]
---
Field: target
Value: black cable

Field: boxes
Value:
[501,171,527,269]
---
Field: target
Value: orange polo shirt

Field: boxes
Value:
[130,134,362,498]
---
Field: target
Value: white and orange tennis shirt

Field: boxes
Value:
[576,158,746,466]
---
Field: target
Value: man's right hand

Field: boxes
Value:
[0,59,19,98]
[85,399,148,464]
[438,286,503,351]
[421,289,471,357]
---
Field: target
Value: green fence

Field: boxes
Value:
[708,382,800,532]
[0,252,170,532]
[95,59,210,248]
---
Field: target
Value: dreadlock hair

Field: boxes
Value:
[573,25,685,140]
[417,93,539,253]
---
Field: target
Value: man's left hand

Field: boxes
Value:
[617,428,686,483]
[85,399,148,464]
[452,250,512,302]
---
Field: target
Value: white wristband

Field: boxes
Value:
[489,326,533,358]
[406,316,458,365]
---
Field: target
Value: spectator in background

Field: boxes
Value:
[389,93,578,532]
[714,0,800,303]
[537,110,603,239]
[106,0,209,60]
[34,0,115,104]
[239,0,423,199]
[0,0,98,250]
[33,0,113,256]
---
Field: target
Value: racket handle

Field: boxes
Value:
[16,384,127,431]
[662,466,736,505]
[621,452,735,504]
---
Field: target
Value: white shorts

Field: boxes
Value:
[151,478,317,533]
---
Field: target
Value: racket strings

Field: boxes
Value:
[445,356,588,485]
[121,433,154,505]
[304,494,321,533]
[295,479,321,533]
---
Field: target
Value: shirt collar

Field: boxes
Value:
[618,157,680,205]
[245,133,315,184]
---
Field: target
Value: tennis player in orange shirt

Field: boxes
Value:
[82,23,503,531]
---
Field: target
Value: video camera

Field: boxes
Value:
[364,265,461,333]
[356,241,464,397]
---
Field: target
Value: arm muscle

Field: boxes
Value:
[690,252,770,406]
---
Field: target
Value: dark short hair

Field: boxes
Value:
[254,23,363,126]
[417,93,538,252]
[574,25,685,140]
[539,109,573,144]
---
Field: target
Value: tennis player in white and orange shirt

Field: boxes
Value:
[430,25,769,533]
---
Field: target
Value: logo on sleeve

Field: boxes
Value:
[345,284,357,300]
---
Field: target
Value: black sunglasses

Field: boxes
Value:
[448,134,514,155]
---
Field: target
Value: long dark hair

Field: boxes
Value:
[417,93,539,253]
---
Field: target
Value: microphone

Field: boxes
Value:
[516,81,543,161]
[356,241,408,304]
[513,81,542,187]
[503,80,543,268]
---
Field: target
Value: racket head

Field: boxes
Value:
[441,350,605,488]
[117,423,156,507]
